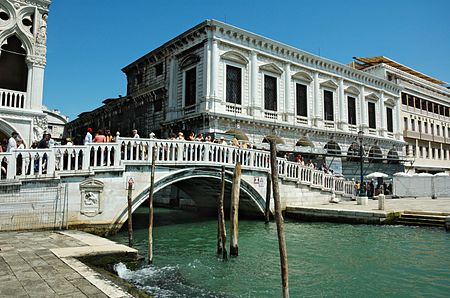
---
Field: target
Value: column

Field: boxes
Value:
[338,78,347,130]
[440,144,443,160]
[313,72,322,127]
[26,60,34,109]
[250,51,259,117]
[379,92,386,136]
[415,139,419,158]
[30,64,45,110]
[283,63,291,122]
[394,98,402,140]
[359,85,368,132]
[167,57,177,120]
[210,39,218,99]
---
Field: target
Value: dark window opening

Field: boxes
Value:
[401,93,407,105]
[184,67,196,106]
[323,90,334,121]
[296,83,307,117]
[427,102,433,112]
[347,96,356,125]
[407,95,414,107]
[415,97,420,109]
[155,63,163,76]
[421,99,427,110]
[154,99,162,112]
[0,35,28,92]
[386,107,393,132]
[264,75,277,111]
[226,65,242,104]
[136,73,143,84]
[368,102,376,129]
[434,104,439,114]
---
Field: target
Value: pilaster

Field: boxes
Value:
[337,78,348,131]
[378,92,386,137]
[359,85,368,133]
[313,72,323,127]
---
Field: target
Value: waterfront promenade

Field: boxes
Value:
[0,231,136,297]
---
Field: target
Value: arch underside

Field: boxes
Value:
[112,167,266,229]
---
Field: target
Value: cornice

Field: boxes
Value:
[14,0,51,10]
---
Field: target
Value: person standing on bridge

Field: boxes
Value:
[84,128,93,144]
[6,131,18,152]
[93,130,106,143]
[132,129,140,138]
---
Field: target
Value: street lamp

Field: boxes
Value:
[358,130,364,196]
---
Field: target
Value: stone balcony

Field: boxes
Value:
[0,88,26,109]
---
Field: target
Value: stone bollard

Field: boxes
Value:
[357,196,368,206]
[378,194,385,210]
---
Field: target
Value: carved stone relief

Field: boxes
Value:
[79,178,104,217]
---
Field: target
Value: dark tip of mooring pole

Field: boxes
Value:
[230,246,238,257]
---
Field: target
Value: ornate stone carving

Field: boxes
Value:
[32,115,47,141]
[35,13,47,45]
[79,179,104,217]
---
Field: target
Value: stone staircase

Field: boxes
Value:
[396,211,449,228]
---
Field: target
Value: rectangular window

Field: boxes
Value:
[427,102,433,112]
[434,104,439,114]
[368,102,376,129]
[264,75,277,111]
[347,96,357,125]
[411,119,415,131]
[401,93,407,105]
[226,65,242,104]
[386,107,393,132]
[424,122,428,134]
[421,100,427,110]
[296,83,308,117]
[445,107,449,117]
[155,63,163,76]
[431,123,434,135]
[407,95,414,107]
[437,125,440,136]
[418,121,422,133]
[415,97,420,109]
[154,99,162,112]
[419,146,423,158]
[184,67,196,106]
[404,117,408,130]
[323,90,334,121]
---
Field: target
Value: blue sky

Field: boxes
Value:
[44,0,450,120]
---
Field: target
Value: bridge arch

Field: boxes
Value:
[110,167,266,231]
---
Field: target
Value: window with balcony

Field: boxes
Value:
[155,63,163,77]
[419,146,423,158]
[386,107,393,132]
[184,67,196,106]
[425,147,429,158]
[348,96,357,125]
[296,83,308,117]
[226,65,242,105]
[368,102,376,129]
[323,90,334,121]
[264,75,277,111]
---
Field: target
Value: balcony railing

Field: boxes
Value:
[0,89,26,109]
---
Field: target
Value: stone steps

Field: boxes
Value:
[396,212,448,227]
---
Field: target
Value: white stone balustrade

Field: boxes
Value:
[0,88,26,109]
[0,138,354,197]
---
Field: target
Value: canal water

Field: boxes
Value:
[109,207,450,297]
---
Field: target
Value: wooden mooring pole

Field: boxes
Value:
[265,174,271,224]
[148,145,157,264]
[229,162,241,257]
[217,166,227,259]
[269,140,289,298]
[127,180,134,247]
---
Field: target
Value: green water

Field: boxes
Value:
[109,208,450,297]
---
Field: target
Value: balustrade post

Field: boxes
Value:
[82,147,90,169]
[6,154,15,179]
[114,143,121,166]
[204,143,210,162]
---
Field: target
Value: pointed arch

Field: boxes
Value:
[259,63,283,75]
[0,35,28,92]
[221,51,248,65]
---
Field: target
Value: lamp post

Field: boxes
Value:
[358,130,364,197]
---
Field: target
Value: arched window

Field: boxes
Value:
[0,35,28,92]
[387,149,399,164]
[368,146,383,163]
[324,140,341,156]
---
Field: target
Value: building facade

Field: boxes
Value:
[66,20,405,176]
[0,0,51,146]
[353,57,450,174]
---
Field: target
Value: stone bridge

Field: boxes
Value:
[0,138,354,233]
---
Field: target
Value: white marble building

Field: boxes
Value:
[353,56,450,173]
[0,0,51,147]
[120,20,404,169]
